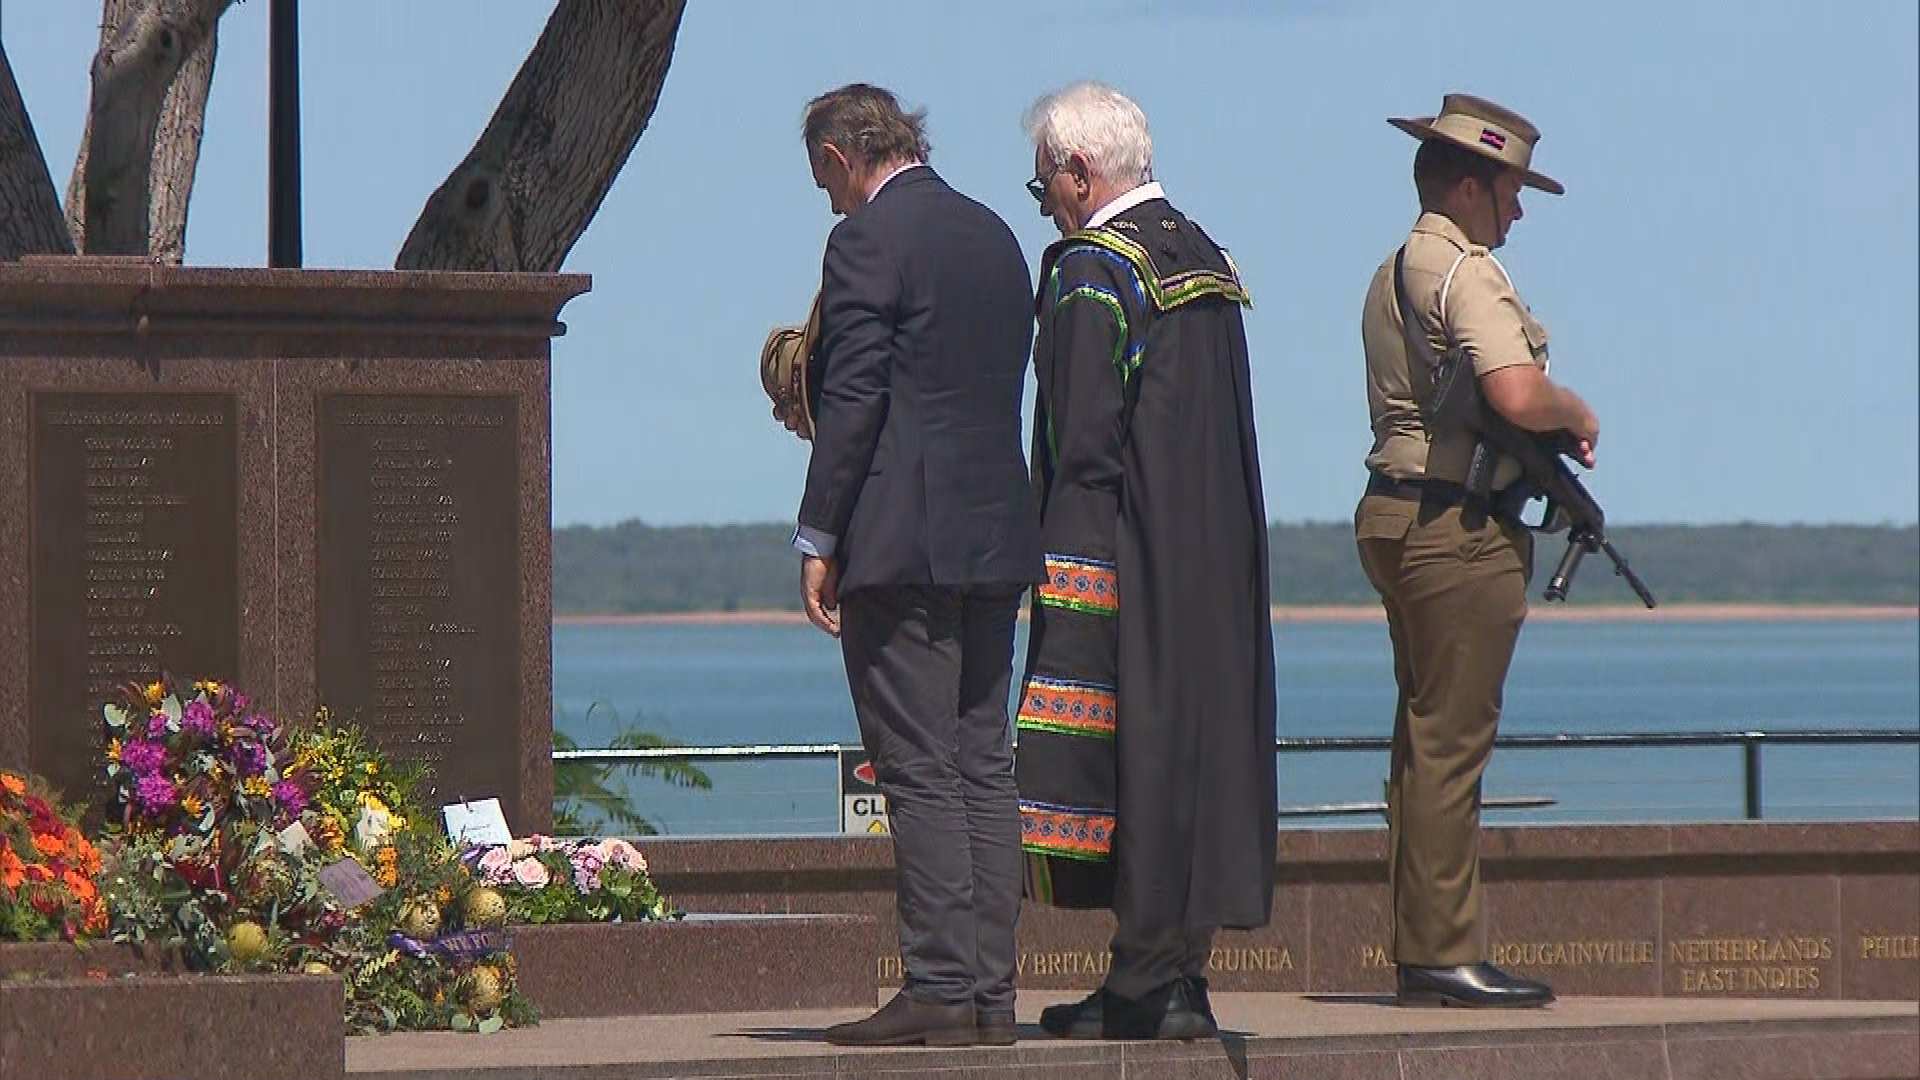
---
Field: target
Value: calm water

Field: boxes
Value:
[552,618,1920,835]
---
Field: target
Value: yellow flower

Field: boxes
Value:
[242,776,271,798]
[142,681,164,705]
[374,844,399,887]
[361,793,389,815]
[181,793,204,816]
[314,816,345,852]
[105,739,122,764]
[193,679,221,694]
[364,762,377,776]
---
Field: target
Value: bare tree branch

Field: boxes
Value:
[396,0,687,272]
[74,0,233,256]
[147,10,222,263]
[0,42,74,260]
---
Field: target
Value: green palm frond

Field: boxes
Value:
[552,703,710,837]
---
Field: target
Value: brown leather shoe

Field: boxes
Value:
[822,992,976,1047]
[975,1005,1017,1046]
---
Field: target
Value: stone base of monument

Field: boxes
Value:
[509,913,876,1017]
[631,823,1920,1002]
[0,972,344,1080]
[344,992,1920,1080]
[0,940,181,980]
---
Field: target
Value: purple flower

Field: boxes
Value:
[146,710,168,737]
[181,700,217,737]
[573,867,602,893]
[232,693,250,712]
[119,738,166,774]
[132,772,177,813]
[271,780,308,815]
[230,741,268,776]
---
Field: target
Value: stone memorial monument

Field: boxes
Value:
[0,257,584,833]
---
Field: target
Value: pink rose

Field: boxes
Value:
[511,857,550,888]
[477,846,514,885]
[598,838,646,873]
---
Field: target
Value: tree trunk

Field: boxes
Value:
[69,0,232,256]
[0,43,74,260]
[395,0,687,272]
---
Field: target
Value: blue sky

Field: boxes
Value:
[8,0,1916,527]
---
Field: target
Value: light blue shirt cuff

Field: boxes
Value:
[792,525,837,560]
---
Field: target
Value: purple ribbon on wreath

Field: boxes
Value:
[387,928,510,961]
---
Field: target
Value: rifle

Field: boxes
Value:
[1390,245,1655,607]
[1463,408,1657,608]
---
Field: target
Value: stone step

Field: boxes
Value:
[346,992,1919,1080]
[511,913,876,1018]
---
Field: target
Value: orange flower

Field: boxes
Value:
[0,772,23,797]
[0,847,24,889]
[63,870,93,897]
[32,831,65,858]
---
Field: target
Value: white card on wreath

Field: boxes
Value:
[442,797,512,847]
[277,820,313,856]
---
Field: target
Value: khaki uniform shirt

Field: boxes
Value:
[1360,212,1550,489]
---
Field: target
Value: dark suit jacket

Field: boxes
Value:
[798,166,1044,595]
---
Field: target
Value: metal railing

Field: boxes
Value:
[554,729,1920,822]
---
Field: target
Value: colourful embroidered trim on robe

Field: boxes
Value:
[1054,229,1252,312]
[1016,675,1117,739]
[1038,554,1118,615]
[1020,800,1115,861]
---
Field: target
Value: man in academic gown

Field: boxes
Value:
[1014,81,1277,1041]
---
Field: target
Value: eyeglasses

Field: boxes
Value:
[1026,161,1063,204]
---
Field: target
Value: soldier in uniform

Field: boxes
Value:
[1355,93,1600,1008]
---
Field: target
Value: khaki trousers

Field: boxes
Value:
[1353,493,1531,967]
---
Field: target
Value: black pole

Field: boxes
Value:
[267,0,302,268]
[1743,739,1763,820]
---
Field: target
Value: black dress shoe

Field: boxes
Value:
[1396,963,1555,1008]
[1185,976,1216,1027]
[1039,980,1217,1040]
[822,992,977,1046]
[1039,987,1109,1039]
[975,1005,1016,1046]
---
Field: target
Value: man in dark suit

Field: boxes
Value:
[792,83,1044,1048]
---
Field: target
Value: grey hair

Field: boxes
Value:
[1022,82,1154,185]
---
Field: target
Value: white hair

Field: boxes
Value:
[1022,82,1154,185]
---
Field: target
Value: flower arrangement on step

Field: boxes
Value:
[96,675,535,1034]
[0,769,106,942]
[463,834,675,925]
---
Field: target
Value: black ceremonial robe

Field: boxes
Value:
[1014,197,1278,934]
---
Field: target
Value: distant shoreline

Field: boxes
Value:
[555,604,1920,627]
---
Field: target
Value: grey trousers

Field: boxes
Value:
[840,584,1025,1009]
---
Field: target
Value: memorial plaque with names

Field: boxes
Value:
[30,392,240,805]
[317,395,520,818]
